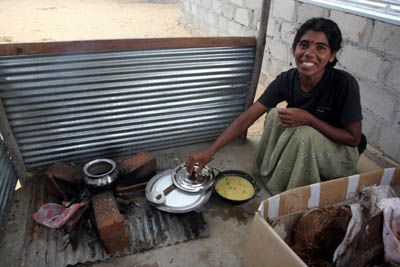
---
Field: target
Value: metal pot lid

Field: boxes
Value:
[172,163,214,193]
[145,170,211,213]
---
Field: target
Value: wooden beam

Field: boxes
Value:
[0,98,27,183]
[0,37,256,56]
[240,0,272,142]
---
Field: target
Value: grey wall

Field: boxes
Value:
[179,0,400,163]
[122,0,179,3]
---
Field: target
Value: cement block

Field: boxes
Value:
[266,19,276,37]
[201,0,212,9]
[213,0,223,14]
[218,16,228,33]
[339,45,382,81]
[262,51,287,81]
[235,7,250,26]
[266,38,289,64]
[359,80,396,122]
[207,12,218,26]
[395,109,400,131]
[244,0,262,10]
[370,21,400,58]
[209,26,219,36]
[387,61,400,92]
[297,3,324,24]
[192,3,198,16]
[280,21,296,46]
[183,1,190,12]
[361,109,380,144]
[378,126,400,161]
[272,0,296,21]
[330,11,369,44]
[231,0,243,6]
[222,3,234,19]
[228,20,244,36]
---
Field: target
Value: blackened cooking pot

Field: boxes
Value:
[213,170,260,205]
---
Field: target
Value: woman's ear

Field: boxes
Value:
[329,52,336,63]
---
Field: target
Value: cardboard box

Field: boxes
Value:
[244,167,400,267]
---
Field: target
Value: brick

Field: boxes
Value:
[118,152,157,185]
[91,191,126,240]
[44,162,81,184]
[103,234,130,254]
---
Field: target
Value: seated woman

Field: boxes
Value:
[186,17,363,194]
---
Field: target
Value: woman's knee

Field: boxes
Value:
[292,126,323,141]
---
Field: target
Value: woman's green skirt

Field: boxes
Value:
[255,108,359,195]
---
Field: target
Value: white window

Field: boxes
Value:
[300,0,400,25]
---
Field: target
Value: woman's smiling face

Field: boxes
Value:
[294,30,336,81]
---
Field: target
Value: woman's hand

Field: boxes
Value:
[277,108,312,127]
[185,149,214,177]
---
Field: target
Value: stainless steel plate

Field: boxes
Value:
[145,170,212,213]
[172,163,214,192]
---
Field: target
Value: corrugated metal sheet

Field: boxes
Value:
[21,175,209,267]
[0,137,18,234]
[0,45,255,170]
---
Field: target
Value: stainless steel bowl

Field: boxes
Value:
[172,163,214,192]
[83,158,119,188]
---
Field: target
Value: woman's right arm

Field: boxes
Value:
[186,102,269,175]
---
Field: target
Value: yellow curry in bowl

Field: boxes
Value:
[215,175,255,201]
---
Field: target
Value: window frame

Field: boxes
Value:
[300,0,400,26]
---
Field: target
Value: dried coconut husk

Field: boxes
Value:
[291,206,352,266]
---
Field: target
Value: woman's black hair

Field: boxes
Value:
[292,17,342,67]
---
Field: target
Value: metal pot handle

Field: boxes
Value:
[211,167,222,177]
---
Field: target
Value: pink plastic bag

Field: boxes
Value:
[32,203,82,229]
[378,198,400,264]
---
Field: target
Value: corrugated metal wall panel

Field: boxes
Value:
[0,46,255,170]
[0,138,18,233]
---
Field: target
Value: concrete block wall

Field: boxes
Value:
[179,0,400,163]
[179,0,262,36]
[125,0,178,3]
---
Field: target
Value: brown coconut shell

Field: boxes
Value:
[291,206,352,266]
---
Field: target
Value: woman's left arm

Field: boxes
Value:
[277,108,361,146]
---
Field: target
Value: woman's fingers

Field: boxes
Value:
[185,154,196,174]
